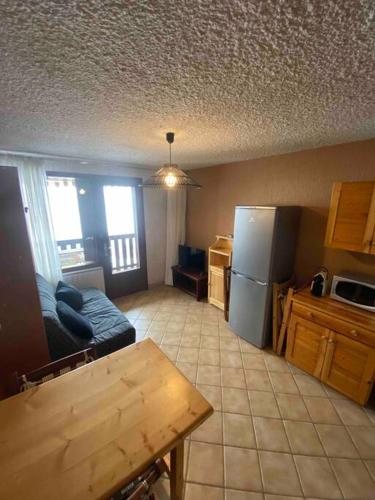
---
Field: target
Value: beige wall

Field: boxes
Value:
[187,139,375,285]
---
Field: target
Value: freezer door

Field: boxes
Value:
[229,271,271,348]
[232,207,276,282]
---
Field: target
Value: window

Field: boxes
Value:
[47,176,87,269]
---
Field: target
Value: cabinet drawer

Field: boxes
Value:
[292,302,375,348]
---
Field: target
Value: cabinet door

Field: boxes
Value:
[321,332,375,405]
[325,181,375,253]
[286,313,329,378]
[209,268,224,309]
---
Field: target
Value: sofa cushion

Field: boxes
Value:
[56,281,83,311]
[56,300,94,339]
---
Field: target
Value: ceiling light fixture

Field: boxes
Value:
[140,132,202,189]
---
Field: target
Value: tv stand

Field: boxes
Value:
[172,266,208,301]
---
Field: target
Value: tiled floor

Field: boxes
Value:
[114,285,375,500]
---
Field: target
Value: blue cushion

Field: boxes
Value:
[56,300,93,339]
[56,281,83,311]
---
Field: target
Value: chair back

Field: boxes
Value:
[12,348,96,394]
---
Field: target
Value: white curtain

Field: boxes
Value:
[1,154,62,285]
[164,188,187,285]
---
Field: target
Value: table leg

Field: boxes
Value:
[170,441,184,500]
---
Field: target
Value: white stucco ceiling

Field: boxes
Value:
[0,0,374,169]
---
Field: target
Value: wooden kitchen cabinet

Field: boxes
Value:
[325,181,375,253]
[286,315,329,378]
[321,331,375,405]
[286,289,375,405]
[208,235,232,310]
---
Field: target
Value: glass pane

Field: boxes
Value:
[103,185,139,273]
[47,177,86,268]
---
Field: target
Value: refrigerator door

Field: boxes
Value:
[232,207,276,283]
[229,271,271,348]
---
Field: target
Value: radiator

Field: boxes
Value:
[63,266,106,292]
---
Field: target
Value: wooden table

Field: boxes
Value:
[0,339,213,500]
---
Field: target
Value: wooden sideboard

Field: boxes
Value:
[208,235,233,310]
[286,288,375,405]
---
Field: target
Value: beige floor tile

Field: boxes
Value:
[177,347,199,363]
[316,424,359,458]
[183,323,202,335]
[264,495,302,500]
[197,365,221,386]
[253,416,290,452]
[284,420,324,456]
[149,320,168,331]
[161,332,182,346]
[293,374,326,397]
[269,372,299,395]
[224,446,262,491]
[365,460,375,480]
[222,387,251,415]
[153,311,171,321]
[239,339,262,354]
[202,325,220,336]
[184,483,224,500]
[332,399,373,426]
[191,411,223,444]
[347,426,375,459]
[226,490,263,500]
[201,335,220,350]
[275,394,310,421]
[180,334,201,348]
[245,370,273,392]
[220,338,240,351]
[219,327,235,338]
[166,321,185,333]
[221,367,247,389]
[153,477,170,500]
[197,384,222,411]
[199,348,221,366]
[223,413,255,448]
[303,396,342,424]
[176,362,197,383]
[187,441,224,486]
[159,344,179,361]
[242,354,267,371]
[259,451,302,496]
[365,406,375,426]
[323,384,350,400]
[330,458,375,499]
[248,391,280,418]
[264,354,291,373]
[220,351,243,368]
[294,456,341,499]
[134,319,152,330]
[147,330,164,343]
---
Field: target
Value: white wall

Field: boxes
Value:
[0,153,167,286]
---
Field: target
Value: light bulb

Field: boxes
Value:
[165,172,177,187]
[79,188,86,195]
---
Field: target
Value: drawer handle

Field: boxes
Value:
[349,329,358,337]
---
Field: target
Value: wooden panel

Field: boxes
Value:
[321,332,375,405]
[0,339,213,500]
[286,313,329,378]
[208,268,225,309]
[0,166,50,399]
[292,302,375,348]
[325,181,375,253]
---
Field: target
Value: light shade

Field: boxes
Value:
[140,164,202,189]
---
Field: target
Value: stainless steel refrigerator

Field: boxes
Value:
[229,206,300,348]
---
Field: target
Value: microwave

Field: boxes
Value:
[330,274,375,312]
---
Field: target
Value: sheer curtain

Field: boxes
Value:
[2,154,62,284]
[164,188,187,285]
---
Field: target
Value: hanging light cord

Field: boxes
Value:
[169,141,172,167]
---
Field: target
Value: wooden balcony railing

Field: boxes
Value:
[109,233,138,271]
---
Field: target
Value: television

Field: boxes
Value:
[178,245,205,271]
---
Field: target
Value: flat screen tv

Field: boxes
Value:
[178,245,205,271]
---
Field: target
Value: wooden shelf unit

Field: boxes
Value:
[208,235,233,310]
[286,288,375,405]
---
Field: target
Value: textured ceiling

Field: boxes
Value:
[0,0,374,169]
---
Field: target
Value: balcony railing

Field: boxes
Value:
[56,234,138,272]
[109,233,139,272]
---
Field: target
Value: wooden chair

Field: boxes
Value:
[12,348,96,394]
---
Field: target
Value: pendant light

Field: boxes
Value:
[140,132,202,188]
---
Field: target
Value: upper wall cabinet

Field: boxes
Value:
[325,181,375,254]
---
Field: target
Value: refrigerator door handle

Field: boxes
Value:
[231,270,268,286]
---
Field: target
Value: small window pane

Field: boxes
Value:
[47,177,86,268]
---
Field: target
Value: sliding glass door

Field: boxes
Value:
[47,173,148,298]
